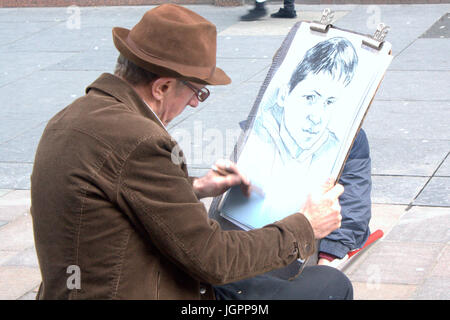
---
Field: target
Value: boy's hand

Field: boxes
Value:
[317,258,332,266]
[301,179,344,239]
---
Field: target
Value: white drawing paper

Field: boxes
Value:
[219,22,392,230]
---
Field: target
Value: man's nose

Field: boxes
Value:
[189,95,200,108]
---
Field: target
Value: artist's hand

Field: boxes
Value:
[192,160,251,199]
[301,178,344,239]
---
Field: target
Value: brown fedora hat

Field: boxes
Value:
[112,4,231,85]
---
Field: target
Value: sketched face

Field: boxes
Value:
[281,71,345,150]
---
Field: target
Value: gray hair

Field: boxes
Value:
[114,54,160,86]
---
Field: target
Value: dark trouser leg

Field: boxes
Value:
[283,0,295,11]
[214,266,353,300]
[270,0,297,18]
[255,0,267,9]
[240,0,267,21]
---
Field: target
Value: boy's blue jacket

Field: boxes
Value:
[319,128,372,258]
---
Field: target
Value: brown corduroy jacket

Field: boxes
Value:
[30,73,315,300]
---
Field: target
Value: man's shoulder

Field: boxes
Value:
[45,83,171,160]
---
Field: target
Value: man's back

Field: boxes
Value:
[31,74,180,299]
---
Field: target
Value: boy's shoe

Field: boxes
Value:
[240,7,268,21]
[270,8,297,19]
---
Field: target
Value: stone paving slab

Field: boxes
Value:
[245,65,271,83]
[3,246,39,268]
[389,38,450,71]
[0,70,100,120]
[0,51,77,87]
[371,175,428,205]
[0,189,12,197]
[0,7,71,21]
[369,204,407,235]
[363,100,450,141]
[0,189,31,221]
[347,241,445,285]
[213,57,272,85]
[352,282,417,300]
[376,70,450,101]
[0,119,46,145]
[384,206,450,242]
[369,137,449,176]
[436,155,450,176]
[59,6,157,30]
[413,177,450,207]
[327,4,450,55]
[420,12,450,39]
[0,214,34,251]
[413,276,450,300]
[0,122,46,163]
[43,49,117,72]
[217,35,285,59]
[429,244,450,278]
[18,287,39,300]
[0,266,41,300]
[0,163,33,190]
[0,250,19,265]
[0,20,60,48]
[4,23,113,52]
[184,5,246,33]
[412,244,450,299]
[340,204,405,276]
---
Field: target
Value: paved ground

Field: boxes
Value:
[0,3,449,300]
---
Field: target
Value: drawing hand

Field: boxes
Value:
[192,160,251,199]
[300,178,344,239]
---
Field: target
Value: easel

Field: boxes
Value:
[208,8,391,275]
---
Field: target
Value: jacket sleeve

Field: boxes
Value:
[115,134,315,285]
[319,129,372,259]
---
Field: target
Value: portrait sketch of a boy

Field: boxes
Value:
[219,23,392,230]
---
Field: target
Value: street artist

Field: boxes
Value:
[31,4,355,300]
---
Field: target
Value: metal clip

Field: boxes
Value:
[362,23,390,50]
[310,8,334,33]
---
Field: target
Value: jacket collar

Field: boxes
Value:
[258,101,339,164]
[85,73,166,131]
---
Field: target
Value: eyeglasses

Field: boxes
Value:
[181,80,210,102]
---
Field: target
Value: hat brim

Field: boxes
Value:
[112,27,231,86]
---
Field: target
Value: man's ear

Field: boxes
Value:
[151,77,176,101]
[276,84,289,108]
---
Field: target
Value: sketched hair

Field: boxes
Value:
[288,37,358,92]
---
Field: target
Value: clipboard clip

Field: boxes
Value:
[310,8,334,33]
[362,23,390,50]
